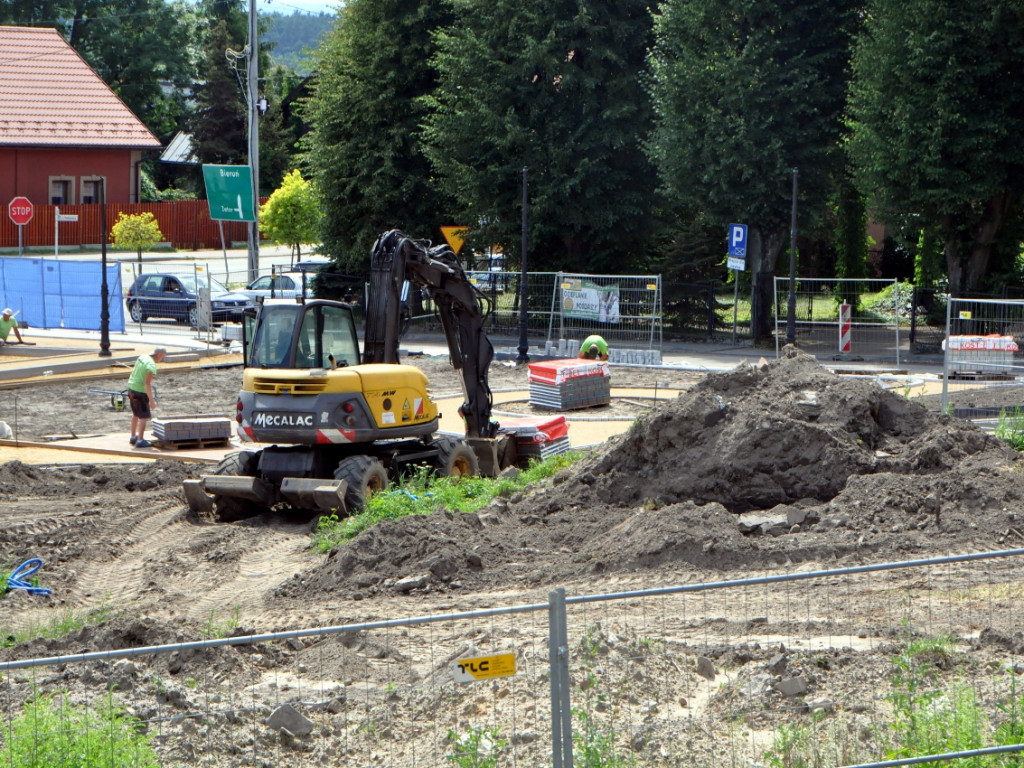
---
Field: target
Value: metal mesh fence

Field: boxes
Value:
[941,297,1024,416]
[2,549,1022,767]
[775,277,903,365]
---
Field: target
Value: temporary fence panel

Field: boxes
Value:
[2,549,1021,767]
[549,272,663,363]
[941,296,1024,414]
[0,256,124,332]
[774,277,902,365]
[120,260,234,344]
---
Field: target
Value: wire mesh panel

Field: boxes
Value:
[942,297,1024,415]
[561,550,1024,768]
[547,273,663,361]
[0,606,555,768]
[774,278,903,365]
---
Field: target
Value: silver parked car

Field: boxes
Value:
[239,273,311,301]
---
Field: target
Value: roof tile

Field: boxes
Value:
[0,25,161,149]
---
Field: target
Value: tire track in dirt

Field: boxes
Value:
[63,501,317,626]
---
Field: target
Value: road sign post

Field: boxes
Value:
[8,196,33,257]
[727,223,748,345]
[54,207,79,260]
[202,165,256,222]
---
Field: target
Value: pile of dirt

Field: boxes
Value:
[286,350,1024,600]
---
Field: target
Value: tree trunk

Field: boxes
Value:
[749,226,785,342]
[944,191,1015,295]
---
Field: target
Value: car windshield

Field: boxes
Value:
[179,276,229,293]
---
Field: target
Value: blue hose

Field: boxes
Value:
[7,558,51,596]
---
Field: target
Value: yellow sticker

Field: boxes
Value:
[959,311,972,320]
[451,652,517,684]
[403,399,410,410]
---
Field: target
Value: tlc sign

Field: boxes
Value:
[8,196,33,226]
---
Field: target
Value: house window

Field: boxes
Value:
[49,177,73,205]
[81,177,105,204]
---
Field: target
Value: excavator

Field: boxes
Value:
[184,229,516,521]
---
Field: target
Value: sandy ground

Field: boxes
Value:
[1,350,1024,766]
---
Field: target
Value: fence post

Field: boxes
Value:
[708,280,716,341]
[549,587,573,768]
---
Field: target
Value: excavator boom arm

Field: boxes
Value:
[364,230,497,439]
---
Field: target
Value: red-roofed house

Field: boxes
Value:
[0,25,161,206]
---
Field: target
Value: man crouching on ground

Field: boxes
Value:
[128,347,166,448]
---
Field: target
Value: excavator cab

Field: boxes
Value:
[243,300,361,370]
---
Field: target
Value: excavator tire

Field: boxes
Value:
[212,450,265,522]
[433,436,480,479]
[334,455,389,511]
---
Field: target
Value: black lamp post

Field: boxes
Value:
[516,166,530,364]
[99,178,111,357]
[785,167,798,345]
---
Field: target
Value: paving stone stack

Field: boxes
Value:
[152,415,233,446]
[528,359,611,410]
[498,414,571,461]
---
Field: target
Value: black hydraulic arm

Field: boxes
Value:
[364,230,498,439]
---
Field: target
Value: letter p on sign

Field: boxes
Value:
[728,223,747,257]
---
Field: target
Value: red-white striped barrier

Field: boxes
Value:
[839,302,851,353]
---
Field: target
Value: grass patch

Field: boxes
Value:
[996,406,1024,451]
[312,451,584,553]
[1,601,116,648]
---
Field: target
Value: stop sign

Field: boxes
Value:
[8,196,33,226]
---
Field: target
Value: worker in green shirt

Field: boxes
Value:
[127,347,167,448]
[0,308,23,345]
[578,334,609,361]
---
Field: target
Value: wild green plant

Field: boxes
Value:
[201,605,242,639]
[573,708,633,768]
[0,691,159,768]
[995,407,1024,451]
[764,722,815,768]
[1,601,116,648]
[312,452,585,552]
[446,725,506,768]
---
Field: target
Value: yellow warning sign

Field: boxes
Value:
[441,226,469,254]
[403,398,410,410]
[451,652,517,684]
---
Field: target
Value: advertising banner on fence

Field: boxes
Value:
[561,279,620,324]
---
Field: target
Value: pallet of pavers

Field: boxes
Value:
[528,358,611,410]
[152,415,233,449]
[499,414,571,461]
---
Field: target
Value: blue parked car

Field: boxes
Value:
[126,273,251,326]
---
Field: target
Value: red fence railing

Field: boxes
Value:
[0,200,268,251]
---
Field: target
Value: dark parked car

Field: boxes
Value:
[126,273,251,326]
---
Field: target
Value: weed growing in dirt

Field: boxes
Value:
[201,605,242,639]
[1,601,115,647]
[995,407,1024,451]
[0,691,159,768]
[312,452,585,552]
[573,708,634,768]
[446,725,507,768]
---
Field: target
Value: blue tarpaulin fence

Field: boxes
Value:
[0,258,125,332]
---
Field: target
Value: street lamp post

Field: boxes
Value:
[785,167,798,345]
[99,179,111,358]
[516,166,530,364]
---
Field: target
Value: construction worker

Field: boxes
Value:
[0,308,24,345]
[578,334,609,361]
[128,347,166,448]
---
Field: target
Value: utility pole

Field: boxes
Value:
[99,178,110,357]
[246,0,260,282]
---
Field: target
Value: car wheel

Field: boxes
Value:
[129,301,147,323]
[187,305,199,327]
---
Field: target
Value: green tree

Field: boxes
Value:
[187,19,248,165]
[650,0,859,340]
[259,169,321,259]
[303,0,455,271]
[423,0,661,273]
[848,1,1024,295]
[110,212,165,264]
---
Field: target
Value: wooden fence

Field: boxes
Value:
[0,200,267,251]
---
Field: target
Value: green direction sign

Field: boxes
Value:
[202,164,256,222]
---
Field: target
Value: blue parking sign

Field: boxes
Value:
[727,223,747,271]
[728,223,747,257]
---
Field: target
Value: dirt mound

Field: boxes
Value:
[287,352,1024,600]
